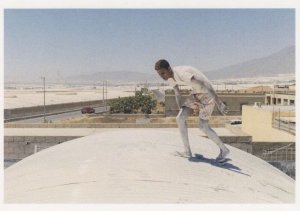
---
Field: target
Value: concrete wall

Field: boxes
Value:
[220,94,265,115]
[95,114,166,118]
[165,91,265,116]
[242,106,295,142]
[223,123,253,153]
[4,136,81,161]
[4,123,221,128]
[4,116,238,128]
[219,136,252,153]
[4,99,110,119]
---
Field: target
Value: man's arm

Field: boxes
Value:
[173,85,182,109]
[149,88,165,102]
[191,76,228,115]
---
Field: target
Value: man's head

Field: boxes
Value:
[155,59,173,81]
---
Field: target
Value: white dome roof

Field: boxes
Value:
[5,129,294,203]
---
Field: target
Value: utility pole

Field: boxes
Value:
[105,80,108,111]
[41,77,46,123]
[273,83,275,105]
[272,82,275,122]
[102,81,105,108]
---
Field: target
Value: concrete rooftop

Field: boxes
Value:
[5,129,294,203]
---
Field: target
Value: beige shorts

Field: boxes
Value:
[182,93,215,120]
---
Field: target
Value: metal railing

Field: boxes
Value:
[261,143,295,179]
[272,109,295,135]
[262,143,295,161]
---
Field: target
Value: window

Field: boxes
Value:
[290,100,295,105]
[277,98,282,104]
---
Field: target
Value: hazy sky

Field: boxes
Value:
[4,9,295,81]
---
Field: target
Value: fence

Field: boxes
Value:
[262,143,295,161]
[261,143,295,179]
[272,108,295,135]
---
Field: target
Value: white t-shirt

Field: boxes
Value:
[167,66,211,94]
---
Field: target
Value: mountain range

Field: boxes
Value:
[204,46,295,80]
[65,71,161,84]
[5,46,295,84]
[64,46,294,83]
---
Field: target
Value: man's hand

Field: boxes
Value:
[217,102,229,115]
[149,88,165,102]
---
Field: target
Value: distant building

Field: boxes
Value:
[265,84,295,106]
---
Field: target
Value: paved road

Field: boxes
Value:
[13,106,109,123]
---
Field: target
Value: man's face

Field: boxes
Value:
[156,68,171,81]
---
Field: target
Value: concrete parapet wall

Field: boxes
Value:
[219,136,252,153]
[4,99,111,119]
[4,136,81,160]
[165,92,265,116]
[5,122,224,128]
[4,116,236,129]
[98,114,166,118]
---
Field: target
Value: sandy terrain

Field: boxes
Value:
[4,86,139,109]
[5,76,294,109]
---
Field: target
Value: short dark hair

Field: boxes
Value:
[155,59,170,70]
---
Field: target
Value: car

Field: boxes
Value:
[81,106,95,114]
[230,119,242,125]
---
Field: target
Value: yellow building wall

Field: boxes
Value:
[273,111,295,118]
[242,106,295,142]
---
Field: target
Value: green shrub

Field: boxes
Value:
[109,90,157,114]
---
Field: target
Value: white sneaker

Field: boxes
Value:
[216,148,230,161]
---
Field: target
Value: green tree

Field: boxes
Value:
[109,90,157,114]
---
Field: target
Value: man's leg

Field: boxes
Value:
[199,118,229,160]
[175,107,192,157]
